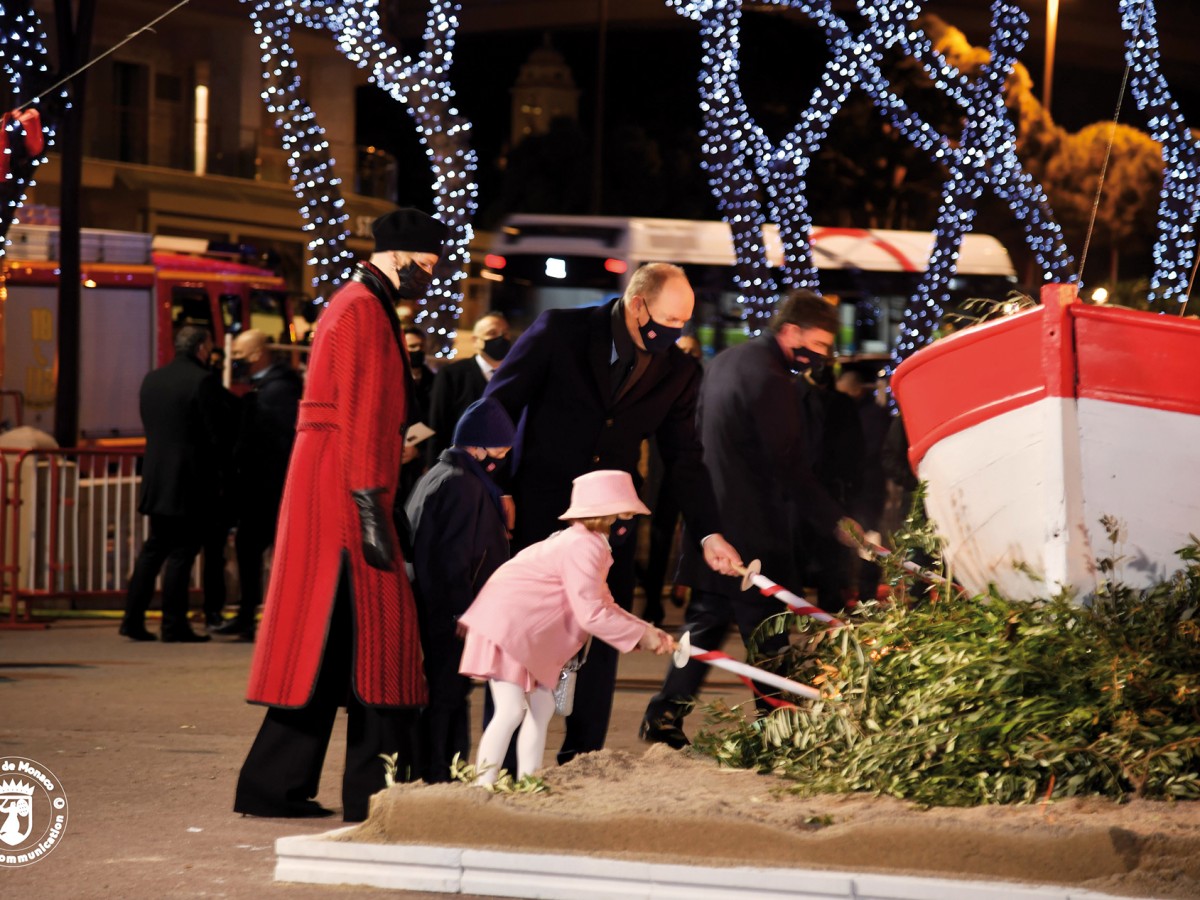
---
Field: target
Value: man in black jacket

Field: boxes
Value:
[484,262,742,762]
[641,289,862,746]
[120,326,230,642]
[212,329,303,640]
[427,312,511,457]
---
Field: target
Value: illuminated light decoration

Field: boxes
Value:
[0,1,65,255]
[246,1,352,296]
[668,0,1075,358]
[1118,0,1200,307]
[545,257,567,279]
[251,0,478,358]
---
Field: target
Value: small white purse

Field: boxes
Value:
[552,638,592,717]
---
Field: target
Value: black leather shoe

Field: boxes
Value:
[639,718,690,750]
[236,799,335,819]
[205,614,226,630]
[161,630,212,643]
[118,622,157,642]
[211,619,252,636]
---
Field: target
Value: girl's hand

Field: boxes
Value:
[639,625,675,655]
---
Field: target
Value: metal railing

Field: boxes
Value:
[0,447,205,627]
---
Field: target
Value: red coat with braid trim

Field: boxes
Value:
[246,264,427,709]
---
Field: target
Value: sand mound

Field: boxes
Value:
[343,745,1200,898]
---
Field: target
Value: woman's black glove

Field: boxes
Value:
[351,487,393,570]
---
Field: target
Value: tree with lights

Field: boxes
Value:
[669,0,1075,359]
[249,0,477,357]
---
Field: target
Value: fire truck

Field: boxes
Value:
[0,225,308,442]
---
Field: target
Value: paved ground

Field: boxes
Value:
[0,606,746,899]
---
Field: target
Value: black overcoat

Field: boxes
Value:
[483,299,721,552]
[687,335,843,596]
[234,362,303,513]
[137,353,230,518]
[427,356,488,456]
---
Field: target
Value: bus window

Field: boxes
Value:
[171,287,214,334]
[220,292,244,336]
[488,255,620,330]
[249,289,290,342]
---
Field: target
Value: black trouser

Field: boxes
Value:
[232,505,278,627]
[417,629,473,783]
[484,535,638,768]
[643,587,790,731]
[234,572,421,821]
[123,514,204,638]
[202,513,231,621]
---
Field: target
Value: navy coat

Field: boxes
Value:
[686,334,844,596]
[405,448,510,637]
[484,299,721,553]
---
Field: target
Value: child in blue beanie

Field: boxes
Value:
[404,397,515,782]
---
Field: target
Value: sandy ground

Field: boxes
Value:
[4,615,1199,899]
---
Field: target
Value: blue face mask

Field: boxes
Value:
[637,301,682,354]
[608,519,633,548]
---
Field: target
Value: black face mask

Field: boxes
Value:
[792,345,826,376]
[637,301,682,354]
[608,519,633,548]
[408,349,425,369]
[396,262,434,300]
[482,335,512,361]
[231,359,251,382]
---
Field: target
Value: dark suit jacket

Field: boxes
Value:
[234,362,303,514]
[405,448,510,638]
[483,299,721,552]
[686,334,844,596]
[427,356,488,456]
[138,353,231,518]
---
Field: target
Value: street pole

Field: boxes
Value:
[1043,0,1059,113]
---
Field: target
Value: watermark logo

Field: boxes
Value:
[0,757,68,867]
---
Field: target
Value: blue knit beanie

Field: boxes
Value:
[453,398,516,448]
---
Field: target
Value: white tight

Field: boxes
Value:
[474,680,556,786]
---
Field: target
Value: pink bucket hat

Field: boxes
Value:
[558,470,651,520]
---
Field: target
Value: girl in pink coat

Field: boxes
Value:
[459,470,674,784]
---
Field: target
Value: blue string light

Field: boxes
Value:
[0,2,64,256]
[1118,0,1200,307]
[668,0,1075,359]
[249,0,477,358]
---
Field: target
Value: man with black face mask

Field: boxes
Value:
[641,288,864,749]
[483,261,743,765]
[428,312,512,457]
[235,208,445,822]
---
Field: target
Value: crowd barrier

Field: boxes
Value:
[0,446,202,628]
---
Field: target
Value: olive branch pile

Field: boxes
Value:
[694,506,1200,806]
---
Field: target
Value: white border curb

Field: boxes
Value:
[274,829,1134,899]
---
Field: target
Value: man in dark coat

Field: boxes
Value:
[641,290,862,747]
[405,397,515,782]
[211,329,303,640]
[235,208,446,822]
[120,325,229,643]
[427,312,511,457]
[484,262,742,763]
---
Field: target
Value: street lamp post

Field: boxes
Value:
[1043,0,1060,112]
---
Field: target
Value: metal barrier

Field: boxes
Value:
[0,447,205,628]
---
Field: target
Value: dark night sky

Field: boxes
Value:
[360,1,1200,218]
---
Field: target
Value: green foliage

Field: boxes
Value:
[448,753,550,794]
[694,526,1200,807]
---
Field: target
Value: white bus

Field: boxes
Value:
[483,214,1018,356]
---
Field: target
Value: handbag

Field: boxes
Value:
[552,638,592,717]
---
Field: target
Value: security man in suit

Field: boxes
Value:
[641,289,863,747]
[427,312,511,456]
[483,262,742,763]
[120,325,231,643]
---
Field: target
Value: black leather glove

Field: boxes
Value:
[351,487,393,571]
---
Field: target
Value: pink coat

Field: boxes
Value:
[458,524,647,686]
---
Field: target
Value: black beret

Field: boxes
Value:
[372,208,449,255]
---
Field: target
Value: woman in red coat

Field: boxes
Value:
[235,209,446,821]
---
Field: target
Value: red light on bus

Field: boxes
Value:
[604,258,628,274]
[484,254,507,270]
